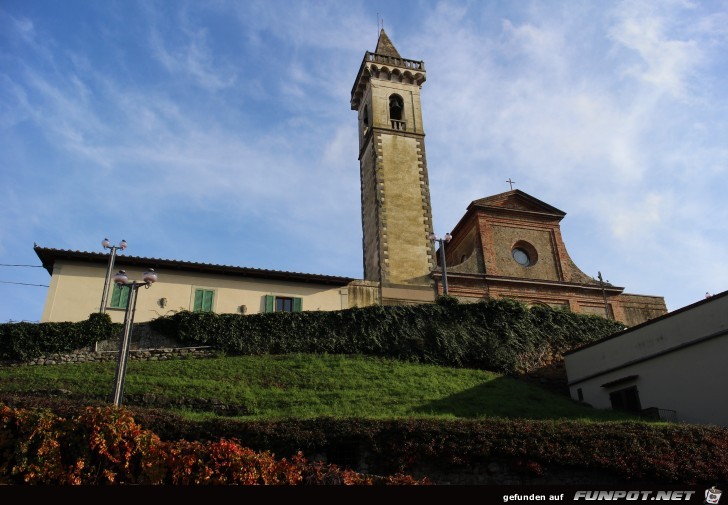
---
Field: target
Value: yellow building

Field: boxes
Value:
[34,246,378,324]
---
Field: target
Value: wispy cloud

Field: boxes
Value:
[149,28,237,91]
[608,0,703,99]
[1,0,726,322]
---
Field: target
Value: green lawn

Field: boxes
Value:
[0,353,637,422]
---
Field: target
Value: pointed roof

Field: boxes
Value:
[374,28,401,57]
[469,189,566,218]
[351,27,425,110]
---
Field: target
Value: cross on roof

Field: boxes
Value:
[506,178,516,190]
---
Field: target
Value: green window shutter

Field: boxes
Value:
[293,297,303,312]
[264,295,275,313]
[193,289,203,312]
[119,286,130,308]
[202,290,214,312]
[193,289,214,313]
[110,284,122,308]
[110,284,130,309]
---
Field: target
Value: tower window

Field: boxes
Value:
[362,104,369,127]
[389,94,404,121]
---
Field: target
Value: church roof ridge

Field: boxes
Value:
[374,28,401,58]
[470,189,566,216]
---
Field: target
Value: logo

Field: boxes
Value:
[705,487,722,505]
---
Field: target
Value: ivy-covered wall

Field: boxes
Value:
[149,297,625,374]
[0,313,119,363]
[1,298,625,374]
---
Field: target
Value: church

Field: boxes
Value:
[349,29,666,326]
[34,29,667,327]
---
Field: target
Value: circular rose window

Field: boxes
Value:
[512,247,530,266]
[511,241,538,267]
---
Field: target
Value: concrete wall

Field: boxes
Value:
[565,292,728,426]
[347,280,380,308]
[41,260,355,324]
[617,293,673,327]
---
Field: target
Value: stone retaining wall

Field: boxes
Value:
[2,322,217,367]
[13,346,218,367]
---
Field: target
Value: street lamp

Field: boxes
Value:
[429,232,452,296]
[111,268,158,407]
[99,238,128,313]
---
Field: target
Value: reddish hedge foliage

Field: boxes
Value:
[3,397,727,485]
[0,404,428,485]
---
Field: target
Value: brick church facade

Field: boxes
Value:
[351,29,667,326]
[435,190,667,326]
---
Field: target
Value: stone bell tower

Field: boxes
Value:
[351,29,436,305]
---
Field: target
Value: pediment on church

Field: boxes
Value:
[469,190,566,218]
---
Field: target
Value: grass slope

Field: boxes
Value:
[0,353,636,422]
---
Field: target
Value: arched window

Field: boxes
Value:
[388,94,405,130]
[362,104,369,127]
[389,94,404,121]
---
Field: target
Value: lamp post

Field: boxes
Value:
[429,232,452,296]
[111,268,158,407]
[99,238,128,313]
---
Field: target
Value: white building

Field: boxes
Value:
[564,290,728,427]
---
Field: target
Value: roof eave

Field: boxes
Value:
[33,246,355,286]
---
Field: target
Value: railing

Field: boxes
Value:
[641,407,678,423]
[390,120,406,131]
[366,52,425,71]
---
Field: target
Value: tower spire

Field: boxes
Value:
[374,28,401,58]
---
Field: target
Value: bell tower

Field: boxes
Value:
[351,29,436,304]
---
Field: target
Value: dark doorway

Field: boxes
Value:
[609,386,642,413]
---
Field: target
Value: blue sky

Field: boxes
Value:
[1,0,727,323]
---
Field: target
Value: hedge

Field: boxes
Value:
[0,313,119,362]
[149,298,625,374]
[0,403,426,485]
[2,401,726,485]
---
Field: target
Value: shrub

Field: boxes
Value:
[0,403,429,485]
[0,313,120,362]
[148,299,624,374]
